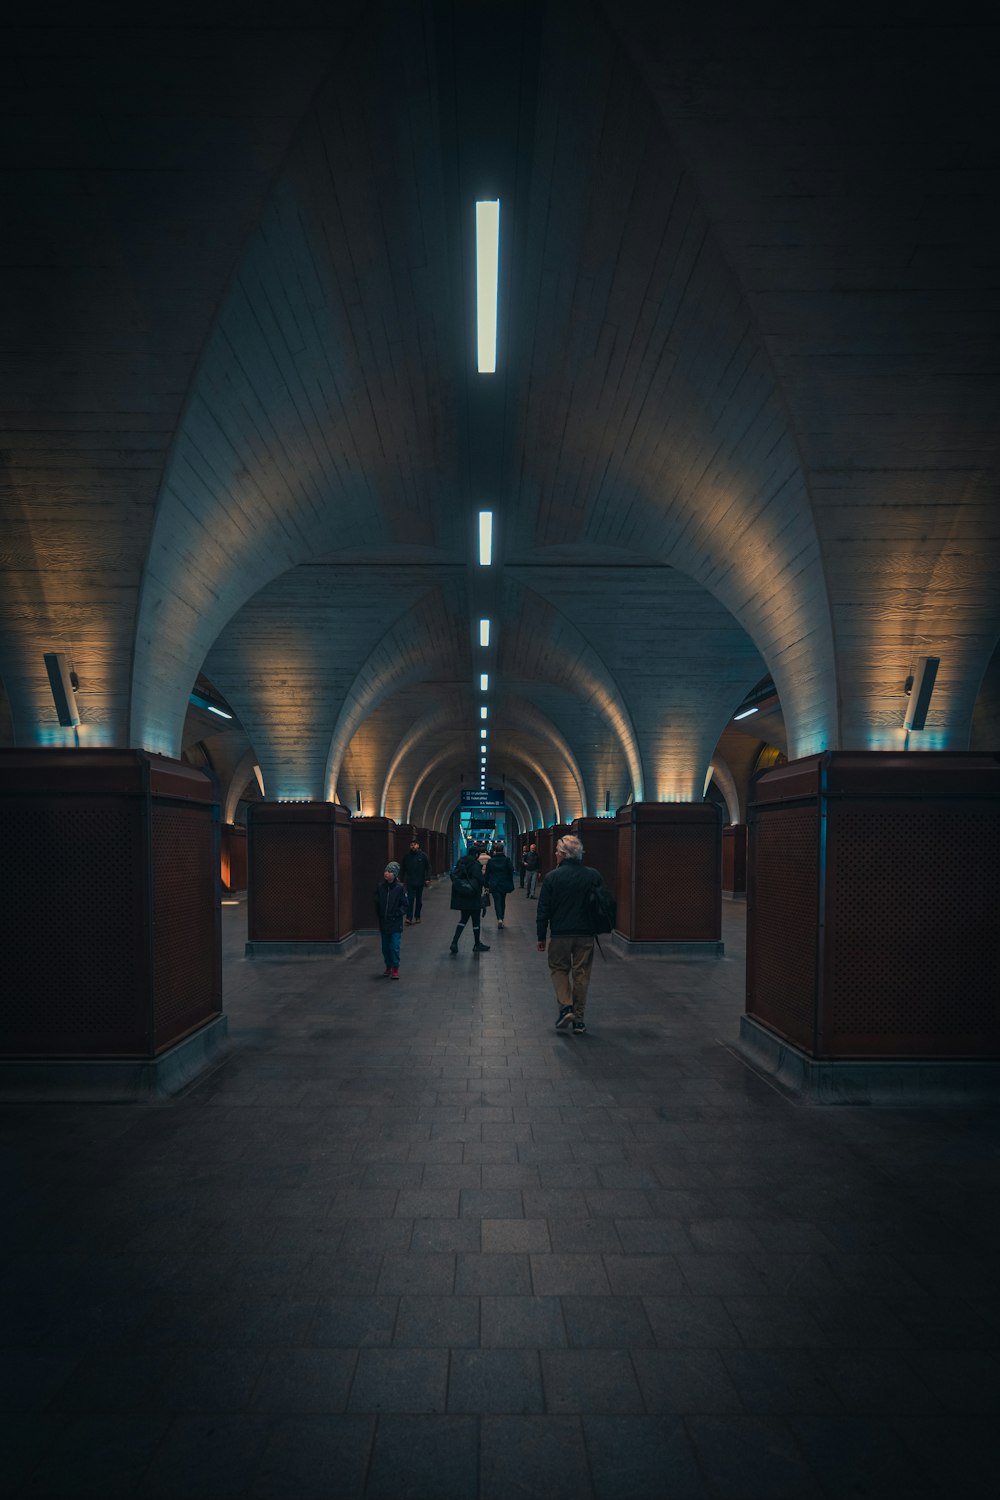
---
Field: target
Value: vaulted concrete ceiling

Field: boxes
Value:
[1,1,997,829]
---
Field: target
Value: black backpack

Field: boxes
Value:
[450,863,479,904]
[587,874,616,935]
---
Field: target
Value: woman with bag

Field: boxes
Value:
[448,849,491,954]
[485,841,515,929]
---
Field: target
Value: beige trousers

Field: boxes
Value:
[546,935,595,1016]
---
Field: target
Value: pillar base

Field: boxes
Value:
[610,932,724,957]
[245,934,361,958]
[0,1016,229,1103]
[735,1016,1000,1107]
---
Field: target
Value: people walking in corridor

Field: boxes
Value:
[374,861,408,979]
[449,848,490,954]
[524,841,540,898]
[485,841,515,928]
[401,838,431,923]
[536,834,613,1033]
[519,844,528,888]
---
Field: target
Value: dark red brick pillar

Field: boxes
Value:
[572,817,618,893]
[221,823,247,892]
[246,802,354,954]
[535,828,555,878]
[745,753,1000,1062]
[722,823,747,898]
[613,802,724,955]
[0,749,224,1098]
[351,817,396,932]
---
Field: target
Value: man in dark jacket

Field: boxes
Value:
[523,842,540,898]
[536,835,610,1033]
[401,839,431,924]
[485,842,515,928]
[374,861,408,979]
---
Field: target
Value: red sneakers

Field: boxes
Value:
[390,968,400,980]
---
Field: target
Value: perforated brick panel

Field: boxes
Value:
[221,824,247,892]
[615,823,634,937]
[572,819,618,896]
[746,805,819,1051]
[152,803,220,1051]
[824,805,1000,1055]
[249,817,337,941]
[635,823,720,939]
[337,821,354,936]
[352,820,393,929]
[0,797,147,1055]
[722,824,747,893]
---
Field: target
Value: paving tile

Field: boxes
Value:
[603,1254,686,1296]
[247,1414,374,1499]
[530,1253,612,1296]
[455,1253,533,1295]
[522,1188,590,1218]
[584,1189,654,1218]
[541,1349,645,1413]
[792,1415,940,1498]
[561,1295,655,1349]
[460,1187,524,1218]
[250,1348,357,1412]
[376,1254,455,1295]
[615,1218,695,1254]
[480,1415,593,1500]
[309,1297,399,1347]
[409,1218,481,1253]
[151,1347,268,1412]
[480,1296,568,1348]
[642,1295,743,1349]
[392,1296,479,1348]
[482,1218,551,1253]
[722,1349,844,1415]
[548,1217,623,1254]
[722,1296,831,1349]
[686,1416,823,1499]
[583,1414,706,1500]
[22,1414,171,1499]
[366,1414,478,1500]
[347,1349,449,1413]
[632,1349,743,1414]
[448,1349,544,1413]
[136,1414,269,1499]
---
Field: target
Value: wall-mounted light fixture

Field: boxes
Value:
[479,618,491,647]
[480,674,489,691]
[44,652,80,727]
[189,690,233,721]
[733,706,758,722]
[356,789,363,813]
[904,655,940,732]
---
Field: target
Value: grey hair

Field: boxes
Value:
[556,835,584,861]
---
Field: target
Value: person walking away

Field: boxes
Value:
[524,842,540,898]
[485,842,515,929]
[519,844,528,888]
[536,835,612,1033]
[449,849,491,954]
[401,838,431,924]
[374,861,408,979]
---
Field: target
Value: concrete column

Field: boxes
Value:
[221,823,247,892]
[740,753,1000,1103]
[351,817,396,932]
[0,749,225,1100]
[722,823,747,899]
[246,802,355,955]
[612,802,723,956]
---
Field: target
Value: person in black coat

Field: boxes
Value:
[485,843,515,928]
[401,839,431,924]
[448,850,490,954]
[374,861,408,978]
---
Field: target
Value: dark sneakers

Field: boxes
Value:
[572,1018,586,1034]
[555,1005,574,1030]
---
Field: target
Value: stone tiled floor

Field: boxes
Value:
[3,883,1000,1498]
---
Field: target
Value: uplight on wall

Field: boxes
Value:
[480,674,489,691]
[480,706,488,720]
[478,510,493,566]
[479,619,491,647]
[480,728,487,739]
[476,199,500,373]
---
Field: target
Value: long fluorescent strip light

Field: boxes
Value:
[479,619,490,647]
[476,200,499,373]
[480,674,489,691]
[734,706,759,721]
[478,510,493,566]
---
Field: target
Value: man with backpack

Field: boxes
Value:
[535,834,615,1034]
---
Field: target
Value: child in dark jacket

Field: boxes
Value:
[374,862,408,978]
